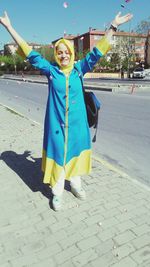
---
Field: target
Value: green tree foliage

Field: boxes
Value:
[37,45,55,62]
[75,49,90,61]
[0,45,55,73]
[0,53,31,73]
[93,57,110,72]
[110,53,120,71]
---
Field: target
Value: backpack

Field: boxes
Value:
[74,66,101,142]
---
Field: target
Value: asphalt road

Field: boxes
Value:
[92,90,150,187]
[0,79,150,186]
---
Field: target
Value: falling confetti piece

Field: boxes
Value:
[80,36,84,40]
[63,2,68,8]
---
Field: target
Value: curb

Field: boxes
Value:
[93,155,150,192]
[0,102,40,126]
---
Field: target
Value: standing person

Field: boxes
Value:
[0,11,133,211]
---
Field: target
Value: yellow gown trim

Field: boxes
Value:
[42,149,91,187]
[96,36,112,55]
[16,42,32,59]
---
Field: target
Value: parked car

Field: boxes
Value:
[132,67,145,78]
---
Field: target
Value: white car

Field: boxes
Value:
[132,67,145,79]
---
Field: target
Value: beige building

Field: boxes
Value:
[3,42,43,55]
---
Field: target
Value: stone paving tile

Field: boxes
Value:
[1,104,150,267]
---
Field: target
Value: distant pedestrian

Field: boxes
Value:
[0,11,133,211]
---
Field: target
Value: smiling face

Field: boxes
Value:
[56,43,71,67]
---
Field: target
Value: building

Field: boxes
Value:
[73,29,147,64]
[3,42,43,55]
[52,28,149,67]
[52,34,76,47]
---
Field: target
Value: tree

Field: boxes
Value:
[136,17,150,34]
[110,53,120,71]
[37,45,55,62]
[75,49,90,61]
[0,53,30,73]
[110,36,136,77]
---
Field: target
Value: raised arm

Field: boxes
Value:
[96,11,133,56]
[0,11,52,76]
[0,11,32,57]
[105,12,133,42]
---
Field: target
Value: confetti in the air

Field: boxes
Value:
[63,2,68,8]
[125,0,131,2]
[80,36,84,40]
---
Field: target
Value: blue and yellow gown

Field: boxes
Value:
[19,37,111,187]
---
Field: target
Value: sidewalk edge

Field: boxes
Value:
[92,155,150,192]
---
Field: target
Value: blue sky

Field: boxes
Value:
[0,0,150,49]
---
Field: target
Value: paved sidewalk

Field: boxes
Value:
[1,104,150,267]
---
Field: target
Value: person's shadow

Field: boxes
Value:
[0,150,53,200]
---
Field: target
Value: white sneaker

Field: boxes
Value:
[52,195,62,211]
[71,187,86,200]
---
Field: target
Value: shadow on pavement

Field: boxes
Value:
[0,150,52,200]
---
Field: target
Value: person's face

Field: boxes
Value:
[56,43,71,66]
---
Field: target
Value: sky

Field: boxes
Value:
[0,0,150,49]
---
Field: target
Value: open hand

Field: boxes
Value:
[0,11,11,28]
[112,12,133,27]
